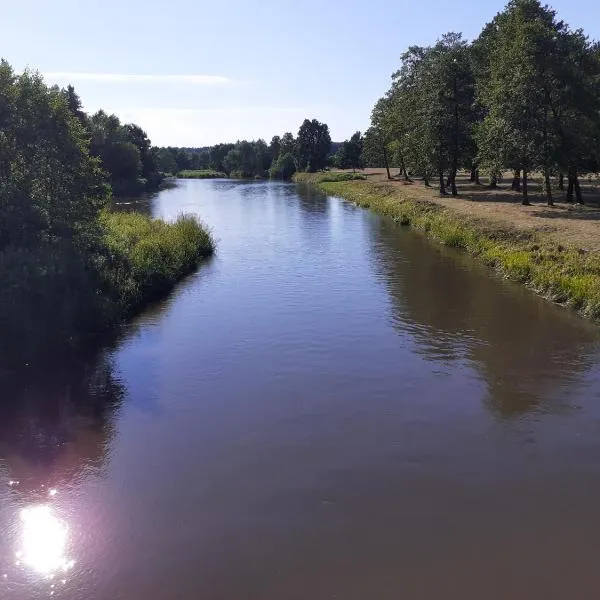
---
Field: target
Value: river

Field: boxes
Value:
[2,179,600,599]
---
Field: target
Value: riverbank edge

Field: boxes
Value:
[0,212,215,372]
[294,173,600,321]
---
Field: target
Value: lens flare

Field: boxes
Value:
[18,505,74,576]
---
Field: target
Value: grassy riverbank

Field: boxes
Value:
[0,212,214,367]
[102,212,214,310]
[295,173,600,320]
[179,169,227,179]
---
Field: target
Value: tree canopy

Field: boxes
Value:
[366,0,600,205]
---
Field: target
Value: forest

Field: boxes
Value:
[361,0,600,205]
[0,60,214,367]
[157,119,339,180]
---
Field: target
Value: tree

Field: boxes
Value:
[269,136,281,162]
[269,153,296,180]
[280,132,296,158]
[336,131,364,171]
[475,0,578,205]
[0,61,109,355]
[86,110,161,194]
[296,119,332,172]
[156,147,178,174]
[362,126,389,174]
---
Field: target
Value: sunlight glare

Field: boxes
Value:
[18,505,74,576]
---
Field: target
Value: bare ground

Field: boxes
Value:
[355,169,600,251]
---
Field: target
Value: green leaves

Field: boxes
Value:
[296,119,332,172]
[370,0,600,202]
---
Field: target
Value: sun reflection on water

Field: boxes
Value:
[17,505,75,577]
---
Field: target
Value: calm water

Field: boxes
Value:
[2,180,600,599]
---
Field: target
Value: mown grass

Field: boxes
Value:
[101,212,214,312]
[178,169,227,179]
[298,175,600,320]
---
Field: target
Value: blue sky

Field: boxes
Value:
[3,0,600,146]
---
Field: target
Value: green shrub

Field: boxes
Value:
[101,212,214,312]
[178,169,227,179]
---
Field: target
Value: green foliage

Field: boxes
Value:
[0,59,215,365]
[334,131,364,170]
[294,172,366,183]
[101,212,214,308]
[368,0,600,202]
[223,139,271,178]
[87,109,163,195]
[269,152,297,180]
[296,119,332,172]
[156,147,179,174]
[178,169,227,179]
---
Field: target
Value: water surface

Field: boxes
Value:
[2,179,600,599]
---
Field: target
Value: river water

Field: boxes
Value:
[2,179,600,599]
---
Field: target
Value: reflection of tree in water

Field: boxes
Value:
[0,350,125,494]
[295,183,330,215]
[371,218,600,418]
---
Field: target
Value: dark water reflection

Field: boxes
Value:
[2,180,600,600]
[372,218,600,418]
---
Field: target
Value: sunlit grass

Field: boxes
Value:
[178,169,227,179]
[101,211,215,311]
[294,171,366,184]
[309,178,600,321]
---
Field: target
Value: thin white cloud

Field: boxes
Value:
[44,72,233,85]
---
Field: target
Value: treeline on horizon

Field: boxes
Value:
[166,0,600,206]
[361,0,600,205]
[155,122,365,180]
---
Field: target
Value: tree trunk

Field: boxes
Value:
[383,146,391,180]
[399,155,410,181]
[544,167,553,206]
[439,169,447,195]
[450,169,458,196]
[470,164,477,182]
[522,167,530,205]
[558,172,564,190]
[489,174,498,189]
[542,107,552,206]
[475,169,481,185]
[574,173,583,205]
[511,169,521,191]
[567,173,574,203]
[424,174,430,187]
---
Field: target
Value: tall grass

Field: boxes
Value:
[101,212,214,312]
[178,169,227,179]
[310,179,600,320]
[294,171,366,184]
[0,212,214,368]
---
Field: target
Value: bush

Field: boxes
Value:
[269,153,297,180]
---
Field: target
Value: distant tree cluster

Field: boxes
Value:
[333,132,364,170]
[366,0,600,205]
[160,118,333,180]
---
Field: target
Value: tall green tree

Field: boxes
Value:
[296,119,332,172]
[474,0,584,205]
[335,131,364,171]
